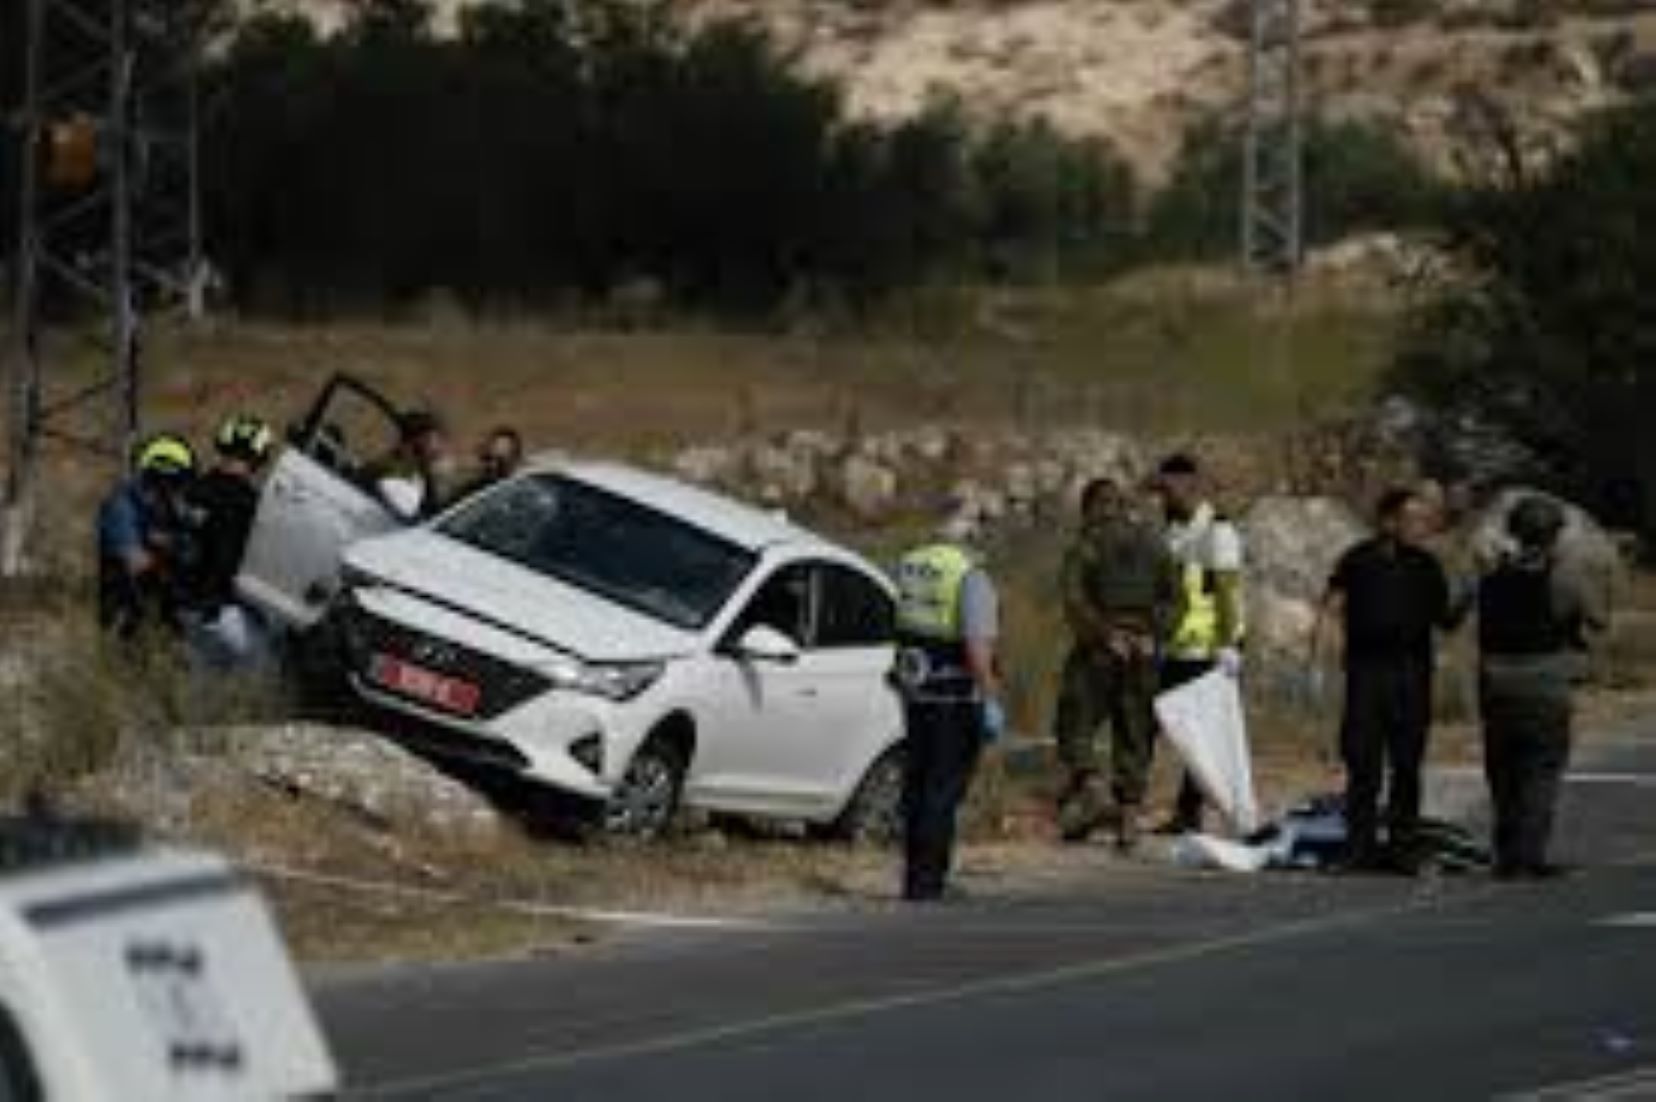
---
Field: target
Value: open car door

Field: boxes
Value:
[237,375,409,631]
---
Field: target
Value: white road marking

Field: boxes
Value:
[1569,774,1656,788]
[1501,1066,1656,1100]
[1599,913,1656,929]
[1436,768,1656,788]
[342,888,1493,1099]
[251,862,777,932]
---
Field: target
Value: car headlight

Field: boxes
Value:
[539,657,664,702]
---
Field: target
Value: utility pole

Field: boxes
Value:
[1241,0,1303,278]
[2,0,207,575]
[1241,0,1306,487]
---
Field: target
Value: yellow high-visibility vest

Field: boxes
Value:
[1165,503,1244,660]
[1169,560,1221,658]
[894,543,974,642]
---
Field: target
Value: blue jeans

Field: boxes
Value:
[184,604,273,673]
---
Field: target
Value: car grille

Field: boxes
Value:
[340,606,551,722]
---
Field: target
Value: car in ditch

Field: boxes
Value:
[238,376,908,839]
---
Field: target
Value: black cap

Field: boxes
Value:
[1158,453,1199,477]
[1508,495,1566,548]
[397,409,444,441]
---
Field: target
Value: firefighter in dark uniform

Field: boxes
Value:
[1054,478,1172,849]
[95,434,199,642]
[1479,496,1607,880]
[893,541,1003,902]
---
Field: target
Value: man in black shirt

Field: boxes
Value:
[182,413,276,670]
[1313,488,1467,871]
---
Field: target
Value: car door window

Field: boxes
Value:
[729,564,816,648]
[813,564,896,649]
[291,376,404,495]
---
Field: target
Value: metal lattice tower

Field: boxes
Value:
[1241,0,1303,278]
[3,0,207,575]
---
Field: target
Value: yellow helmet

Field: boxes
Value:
[214,413,275,465]
[135,433,196,480]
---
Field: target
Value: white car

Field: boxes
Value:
[238,377,908,838]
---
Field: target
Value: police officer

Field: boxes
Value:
[893,538,1003,902]
[180,414,277,670]
[96,434,198,641]
[1479,496,1607,880]
[1154,453,1246,834]
[1054,478,1171,849]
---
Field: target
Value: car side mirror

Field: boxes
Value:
[735,625,802,665]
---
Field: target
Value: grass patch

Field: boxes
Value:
[2,275,1399,579]
[265,879,590,968]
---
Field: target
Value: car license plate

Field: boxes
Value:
[369,655,481,717]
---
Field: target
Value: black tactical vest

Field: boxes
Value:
[1084,521,1166,616]
[1478,562,1573,657]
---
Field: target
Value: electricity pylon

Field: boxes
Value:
[3,0,207,575]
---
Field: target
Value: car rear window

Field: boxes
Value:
[438,474,758,630]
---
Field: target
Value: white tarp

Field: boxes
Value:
[1169,833,1271,873]
[1154,671,1260,835]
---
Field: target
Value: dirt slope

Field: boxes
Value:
[263,0,1656,177]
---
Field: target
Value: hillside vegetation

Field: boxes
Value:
[272,0,1656,176]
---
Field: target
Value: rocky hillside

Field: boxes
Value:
[266,0,1656,177]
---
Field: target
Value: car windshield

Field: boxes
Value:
[438,474,758,631]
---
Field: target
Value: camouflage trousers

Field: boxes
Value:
[1053,641,1158,834]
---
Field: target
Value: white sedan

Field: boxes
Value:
[238,377,907,838]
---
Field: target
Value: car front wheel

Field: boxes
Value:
[603,739,687,839]
[827,747,906,846]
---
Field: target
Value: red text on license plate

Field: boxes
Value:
[370,655,481,716]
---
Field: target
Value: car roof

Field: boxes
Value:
[528,458,845,557]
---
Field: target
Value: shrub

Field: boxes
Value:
[1391,99,1656,540]
[1144,115,1447,263]
[201,0,1139,316]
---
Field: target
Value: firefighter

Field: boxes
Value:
[96,434,198,641]
[893,539,1004,902]
[180,413,277,670]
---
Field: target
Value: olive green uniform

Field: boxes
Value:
[1053,516,1170,840]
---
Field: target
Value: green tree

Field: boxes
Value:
[971,119,1136,282]
[1145,115,1445,262]
[1393,98,1656,537]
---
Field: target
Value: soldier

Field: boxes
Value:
[1478,496,1607,880]
[1054,478,1171,849]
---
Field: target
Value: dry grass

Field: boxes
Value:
[264,880,590,967]
[7,279,1653,966]
[2,276,1396,578]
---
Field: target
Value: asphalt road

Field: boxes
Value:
[319,729,1656,1101]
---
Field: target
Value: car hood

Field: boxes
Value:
[345,529,701,662]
